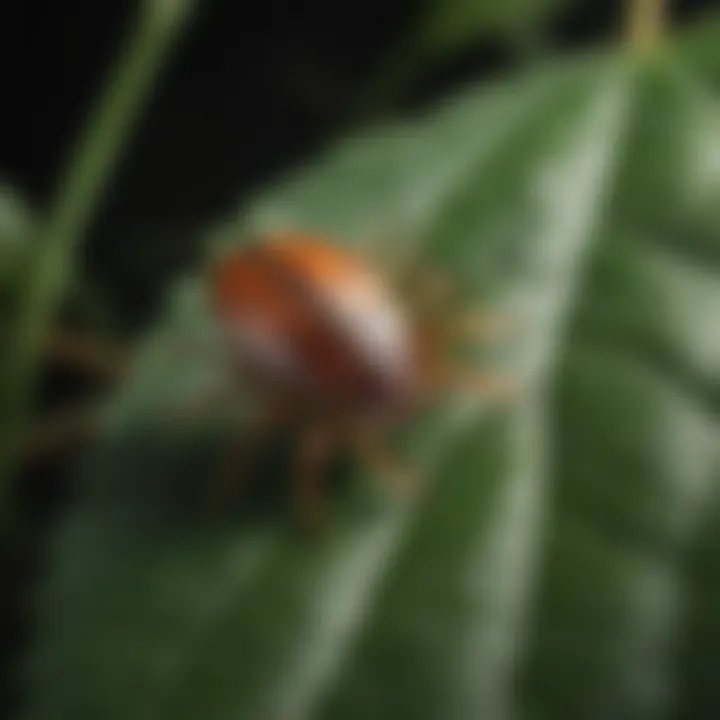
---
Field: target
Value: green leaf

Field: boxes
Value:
[24,53,720,720]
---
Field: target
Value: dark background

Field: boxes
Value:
[0,0,714,331]
[0,0,717,715]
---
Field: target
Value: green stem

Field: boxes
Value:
[626,0,667,51]
[0,0,197,518]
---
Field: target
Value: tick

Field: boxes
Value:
[205,229,516,532]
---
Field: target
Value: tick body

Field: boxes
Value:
[210,232,419,419]
[205,230,516,532]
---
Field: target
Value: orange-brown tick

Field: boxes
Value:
[205,229,515,531]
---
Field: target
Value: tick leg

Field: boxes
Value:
[293,424,336,535]
[43,327,128,379]
[19,401,101,462]
[363,231,450,303]
[361,225,416,277]
[448,308,520,344]
[353,429,422,498]
[205,406,281,516]
[412,269,456,313]
[438,364,522,407]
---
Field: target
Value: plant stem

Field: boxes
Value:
[626,0,666,51]
[0,0,197,518]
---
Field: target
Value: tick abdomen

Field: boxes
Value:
[210,234,417,413]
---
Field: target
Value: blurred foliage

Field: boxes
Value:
[352,0,570,120]
[0,0,198,512]
[0,185,119,339]
[676,11,720,89]
[415,0,569,59]
[0,184,33,299]
[1,1,719,719]
[21,21,720,717]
